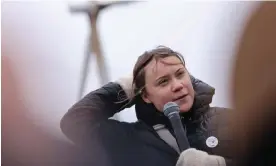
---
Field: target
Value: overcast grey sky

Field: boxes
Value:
[2,1,259,139]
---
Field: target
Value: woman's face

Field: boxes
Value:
[142,56,195,113]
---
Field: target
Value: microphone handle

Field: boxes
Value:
[169,115,190,152]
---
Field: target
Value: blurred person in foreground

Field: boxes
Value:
[1,26,94,166]
[61,45,233,166]
[230,2,276,166]
[2,55,94,166]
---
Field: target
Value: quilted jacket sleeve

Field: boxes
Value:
[60,82,131,146]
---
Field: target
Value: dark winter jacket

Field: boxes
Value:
[60,76,233,166]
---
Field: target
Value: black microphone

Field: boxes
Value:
[163,102,190,152]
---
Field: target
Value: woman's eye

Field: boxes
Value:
[176,71,185,77]
[158,79,168,86]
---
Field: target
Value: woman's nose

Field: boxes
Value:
[171,79,183,92]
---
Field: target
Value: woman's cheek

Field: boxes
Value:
[153,89,172,111]
[160,96,172,108]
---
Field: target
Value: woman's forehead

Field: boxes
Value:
[144,56,184,78]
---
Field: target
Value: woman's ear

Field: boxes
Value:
[141,91,152,104]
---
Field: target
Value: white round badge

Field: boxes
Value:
[206,136,218,148]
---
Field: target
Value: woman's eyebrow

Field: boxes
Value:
[175,67,184,73]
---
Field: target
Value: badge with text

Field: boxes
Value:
[206,136,218,148]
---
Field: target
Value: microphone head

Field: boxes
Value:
[163,102,180,117]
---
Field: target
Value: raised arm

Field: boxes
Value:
[60,82,131,146]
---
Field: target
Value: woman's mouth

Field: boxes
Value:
[173,94,188,102]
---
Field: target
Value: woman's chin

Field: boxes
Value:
[179,102,193,113]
